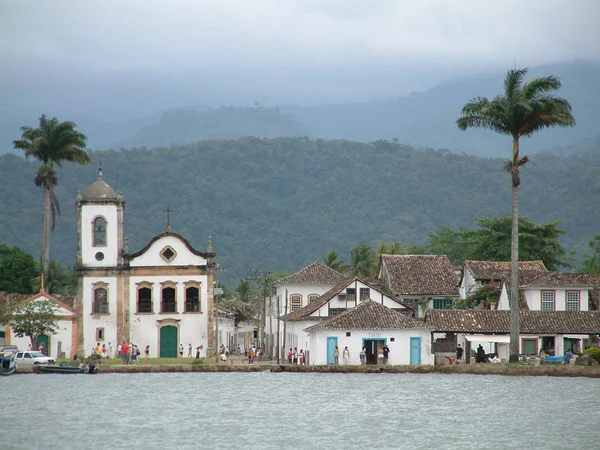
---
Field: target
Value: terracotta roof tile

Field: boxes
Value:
[381,255,459,296]
[304,300,433,332]
[425,310,600,334]
[465,260,547,280]
[275,261,346,285]
[520,272,595,288]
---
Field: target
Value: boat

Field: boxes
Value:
[37,362,99,374]
[0,351,17,376]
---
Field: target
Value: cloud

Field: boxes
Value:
[2,0,598,72]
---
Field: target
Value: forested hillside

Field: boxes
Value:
[1,137,598,281]
[117,106,311,148]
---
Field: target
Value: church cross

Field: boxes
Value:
[163,205,174,229]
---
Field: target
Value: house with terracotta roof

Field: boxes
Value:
[1,290,77,357]
[278,276,411,360]
[378,255,459,317]
[497,272,600,312]
[426,309,600,361]
[304,300,434,365]
[459,260,547,299]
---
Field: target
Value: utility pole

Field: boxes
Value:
[282,289,288,363]
[247,269,273,356]
[213,263,226,361]
[276,292,281,364]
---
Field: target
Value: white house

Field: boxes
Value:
[304,300,434,365]
[2,291,77,358]
[378,254,460,317]
[75,169,216,358]
[497,272,600,312]
[269,261,345,355]
[279,276,411,359]
[426,309,600,360]
[459,260,547,299]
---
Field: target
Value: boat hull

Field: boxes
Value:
[38,364,98,374]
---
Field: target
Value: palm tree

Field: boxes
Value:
[350,244,378,278]
[323,250,349,273]
[376,241,406,256]
[13,115,90,286]
[457,68,575,362]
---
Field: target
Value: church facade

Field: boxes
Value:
[75,171,215,358]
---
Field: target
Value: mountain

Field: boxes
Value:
[1,136,599,282]
[2,62,597,158]
[282,62,600,157]
[118,106,311,148]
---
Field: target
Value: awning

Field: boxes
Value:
[464,334,510,343]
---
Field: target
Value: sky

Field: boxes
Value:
[1,0,599,117]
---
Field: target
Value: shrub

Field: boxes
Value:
[583,347,600,363]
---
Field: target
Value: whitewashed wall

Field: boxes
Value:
[128,275,210,358]
[129,236,207,267]
[82,276,119,355]
[308,329,434,365]
[499,287,589,311]
[81,204,120,267]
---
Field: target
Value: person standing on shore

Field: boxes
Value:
[188,344,192,358]
[342,346,350,365]
[179,344,184,358]
[287,348,293,364]
[107,342,112,359]
[299,349,305,365]
[293,347,298,364]
[456,344,464,363]
[359,347,366,365]
[117,343,122,359]
[383,344,390,365]
[121,342,129,365]
[333,346,340,365]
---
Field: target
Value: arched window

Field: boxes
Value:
[93,287,109,314]
[185,286,200,312]
[137,286,153,313]
[161,285,177,313]
[308,294,319,304]
[290,294,302,312]
[93,216,107,247]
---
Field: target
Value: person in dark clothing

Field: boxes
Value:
[382,345,390,365]
[476,344,486,363]
[456,344,464,362]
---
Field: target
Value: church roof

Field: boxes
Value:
[81,173,118,202]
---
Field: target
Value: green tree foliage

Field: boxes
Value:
[0,244,39,294]
[452,284,501,310]
[1,136,598,282]
[580,235,600,274]
[323,250,349,273]
[350,244,378,278]
[9,299,60,348]
[376,241,406,255]
[13,115,91,284]
[428,217,568,271]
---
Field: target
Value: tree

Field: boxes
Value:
[581,235,600,274]
[323,250,349,273]
[457,69,575,362]
[0,244,39,294]
[9,299,60,349]
[13,115,91,286]
[428,217,569,271]
[350,244,378,278]
[376,241,406,256]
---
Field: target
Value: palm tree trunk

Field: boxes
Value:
[40,185,51,288]
[509,139,520,363]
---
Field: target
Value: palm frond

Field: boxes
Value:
[521,75,562,100]
[504,68,528,101]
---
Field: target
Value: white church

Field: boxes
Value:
[74,169,216,358]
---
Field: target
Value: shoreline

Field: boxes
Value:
[14,363,600,378]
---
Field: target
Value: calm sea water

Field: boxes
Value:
[1,372,598,450]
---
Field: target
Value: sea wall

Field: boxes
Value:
[15,364,600,378]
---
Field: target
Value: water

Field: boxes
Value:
[1,373,598,450]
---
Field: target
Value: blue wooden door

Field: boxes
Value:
[326,337,338,364]
[410,337,421,365]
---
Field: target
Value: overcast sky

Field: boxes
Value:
[1,0,599,115]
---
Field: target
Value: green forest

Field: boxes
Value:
[1,136,599,281]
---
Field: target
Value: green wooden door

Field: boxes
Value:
[160,326,178,358]
[37,335,50,355]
